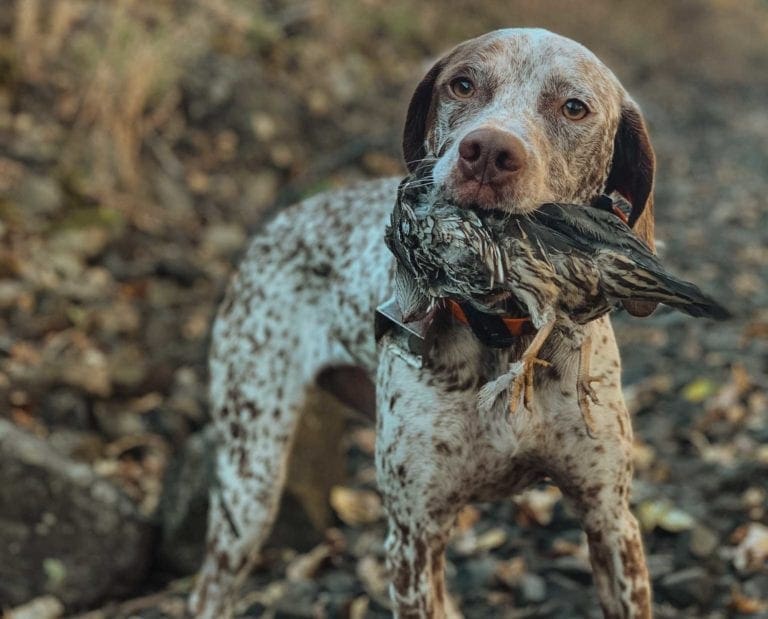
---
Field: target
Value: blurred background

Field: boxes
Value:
[0,1,767,617]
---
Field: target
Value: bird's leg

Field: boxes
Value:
[508,320,555,413]
[577,335,600,438]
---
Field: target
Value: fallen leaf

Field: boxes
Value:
[348,595,370,619]
[6,595,64,619]
[730,586,768,614]
[494,556,526,588]
[330,486,382,526]
[474,527,507,552]
[682,377,717,403]
[455,505,481,533]
[733,523,768,573]
[514,485,562,526]
[349,428,376,455]
[632,440,656,471]
[286,543,331,581]
[637,500,695,533]
[357,555,389,601]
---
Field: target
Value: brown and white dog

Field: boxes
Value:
[190,28,657,618]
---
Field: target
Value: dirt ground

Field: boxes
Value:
[1,1,767,618]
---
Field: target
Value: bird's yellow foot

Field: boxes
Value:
[577,376,600,437]
[577,335,601,438]
[508,356,551,413]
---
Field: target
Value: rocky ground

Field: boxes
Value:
[0,1,766,618]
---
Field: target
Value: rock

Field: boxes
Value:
[11,174,62,216]
[39,388,91,430]
[548,556,593,585]
[93,401,146,439]
[157,427,216,574]
[320,569,357,594]
[454,556,497,593]
[689,524,719,558]
[519,573,547,603]
[356,556,389,605]
[47,429,103,462]
[742,573,768,600]
[0,420,152,609]
[201,223,247,260]
[658,566,714,608]
[273,580,320,618]
[645,553,675,580]
[6,595,64,619]
[154,255,205,287]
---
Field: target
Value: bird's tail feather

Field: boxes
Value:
[624,268,731,320]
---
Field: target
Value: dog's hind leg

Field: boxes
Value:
[189,284,337,618]
[189,361,307,617]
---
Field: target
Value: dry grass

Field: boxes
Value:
[10,0,273,204]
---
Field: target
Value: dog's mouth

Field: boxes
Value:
[438,180,540,216]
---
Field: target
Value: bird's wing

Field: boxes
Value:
[531,204,730,321]
[530,202,665,271]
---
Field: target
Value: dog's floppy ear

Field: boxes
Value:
[402,59,445,171]
[605,99,658,317]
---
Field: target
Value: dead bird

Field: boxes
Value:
[385,173,730,432]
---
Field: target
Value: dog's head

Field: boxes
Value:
[402,28,656,316]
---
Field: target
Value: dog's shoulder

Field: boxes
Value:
[261,177,399,236]
[226,177,398,303]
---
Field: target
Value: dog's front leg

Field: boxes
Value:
[549,319,652,619]
[565,456,651,619]
[375,336,473,619]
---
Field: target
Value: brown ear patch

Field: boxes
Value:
[402,59,445,171]
[605,101,658,317]
[605,102,655,232]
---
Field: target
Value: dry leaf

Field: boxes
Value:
[632,440,656,471]
[733,522,768,573]
[637,500,695,533]
[551,536,590,564]
[495,556,526,588]
[286,543,331,581]
[357,555,389,600]
[474,527,507,552]
[729,586,768,614]
[514,486,562,526]
[682,377,718,403]
[348,595,370,619]
[6,595,64,619]
[330,486,382,526]
[350,428,376,455]
[455,505,481,533]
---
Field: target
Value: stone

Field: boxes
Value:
[11,174,62,216]
[689,524,719,558]
[0,420,152,609]
[658,566,714,608]
[519,572,547,603]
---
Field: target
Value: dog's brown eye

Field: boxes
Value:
[562,98,589,120]
[449,77,475,98]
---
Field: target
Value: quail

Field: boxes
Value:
[385,171,730,433]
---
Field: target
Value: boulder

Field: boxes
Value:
[0,420,153,609]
